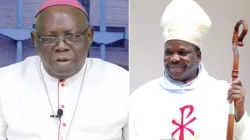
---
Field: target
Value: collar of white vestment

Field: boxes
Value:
[38,58,88,84]
[160,63,210,91]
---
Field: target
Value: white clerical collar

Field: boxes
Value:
[160,63,209,91]
[38,58,88,83]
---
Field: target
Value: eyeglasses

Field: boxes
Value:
[35,27,90,47]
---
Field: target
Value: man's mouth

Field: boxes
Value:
[56,58,71,63]
[169,67,183,71]
[169,65,183,68]
[168,64,185,68]
[167,64,186,73]
[57,57,69,61]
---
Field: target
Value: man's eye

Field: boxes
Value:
[40,36,57,42]
[165,51,172,55]
[179,52,188,56]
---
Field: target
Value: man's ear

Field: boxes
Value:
[87,27,94,48]
[31,31,41,51]
[31,31,37,46]
[197,51,201,62]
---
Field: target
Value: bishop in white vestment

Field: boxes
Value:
[0,0,128,140]
[129,0,250,140]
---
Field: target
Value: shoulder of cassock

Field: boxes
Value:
[207,75,231,93]
[129,77,164,103]
[129,75,231,103]
[0,56,129,91]
[0,56,38,84]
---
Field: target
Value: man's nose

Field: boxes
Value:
[55,39,69,51]
[169,54,180,62]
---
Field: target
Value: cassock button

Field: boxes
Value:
[63,123,66,127]
[61,105,65,108]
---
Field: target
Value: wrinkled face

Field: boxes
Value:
[164,40,201,82]
[31,5,94,79]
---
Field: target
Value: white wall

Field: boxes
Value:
[129,0,250,112]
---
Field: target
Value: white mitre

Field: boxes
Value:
[160,0,212,48]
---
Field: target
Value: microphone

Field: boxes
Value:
[50,109,63,119]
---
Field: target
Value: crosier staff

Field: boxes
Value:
[226,20,248,140]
